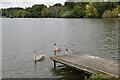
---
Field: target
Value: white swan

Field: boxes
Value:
[33,50,45,61]
[54,44,61,51]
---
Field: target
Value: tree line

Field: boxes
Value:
[1,2,120,18]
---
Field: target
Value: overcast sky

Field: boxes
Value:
[0,0,66,9]
[0,0,119,9]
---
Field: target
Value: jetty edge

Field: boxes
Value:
[50,51,119,78]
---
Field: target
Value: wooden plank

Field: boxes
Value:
[50,51,118,78]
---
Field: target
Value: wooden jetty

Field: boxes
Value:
[50,51,119,78]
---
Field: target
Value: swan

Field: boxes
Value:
[54,44,61,51]
[33,50,45,61]
[65,49,68,54]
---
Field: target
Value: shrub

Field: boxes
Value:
[111,8,118,18]
[71,6,85,18]
[102,10,112,18]
[85,74,109,80]
[59,11,72,18]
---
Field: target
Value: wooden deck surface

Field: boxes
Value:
[50,51,119,78]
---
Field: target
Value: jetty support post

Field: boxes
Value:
[53,61,56,68]
[54,51,57,56]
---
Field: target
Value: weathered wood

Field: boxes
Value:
[54,51,57,56]
[54,61,56,68]
[50,51,119,78]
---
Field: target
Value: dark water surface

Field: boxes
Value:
[2,18,118,78]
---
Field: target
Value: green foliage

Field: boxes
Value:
[53,3,62,7]
[117,5,120,14]
[0,9,2,17]
[102,10,112,18]
[74,2,87,10]
[59,11,72,18]
[85,3,99,18]
[1,2,119,18]
[2,7,23,17]
[111,8,118,18]
[85,74,110,80]
[48,6,61,18]
[71,6,85,18]
[64,2,75,10]
[41,8,49,17]
[29,4,47,18]
[92,2,119,17]
[102,5,119,18]
[90,74,108,78]
[15,10,29,18]
[32,4,47,11]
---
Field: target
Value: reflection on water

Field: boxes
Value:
[2,18,118,78]
[51,65,85,80]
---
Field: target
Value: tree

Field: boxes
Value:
[32,4,47,11]
[74,2,87,10]
[2,7,23,17]
[2,9,7,17]
[85,3,99,18]
[53,3,62,7]
[41,8,49,17]
[1,2,119,18]
[117,5,120,14]
[71,6,85,18]
[102,5,119,18]
[48,5,62,18]
[111,8,118,18]
[59,11,72,18]
[27,4,47,17]
[64,2,75,10]
[92,2,119,17]
[0,9,2,17]
[59,6,68,18]
[102,10,112,18]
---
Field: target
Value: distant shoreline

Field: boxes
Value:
[1,2,120,18]
[0,17,120,19]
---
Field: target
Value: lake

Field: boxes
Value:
[2,18,118,78]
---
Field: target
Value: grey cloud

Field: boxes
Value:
[0,0,66,8]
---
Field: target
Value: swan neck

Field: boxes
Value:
[54,45,56,50]
[34,52,36,61]
[54,45,56,48]
[66,51,68,54]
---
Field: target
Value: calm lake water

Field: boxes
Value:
[2,18,118,78]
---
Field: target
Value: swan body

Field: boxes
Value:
[34,50,45,61]
[54,44,61,51]
[34,55,45,61]
[54,47,61,51]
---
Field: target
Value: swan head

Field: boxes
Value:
[34,50,36,53]
[43,55,45,57]
[54,43,56,46]
[65,49,68,54]
[66,49,68,51]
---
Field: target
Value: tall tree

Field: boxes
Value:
[71,6,85,18]
[85,2,99,18]
[64,2,75,10]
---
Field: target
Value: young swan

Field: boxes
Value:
[33,50,45,61]
[54,44,61,52]
[65,49,68,54]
